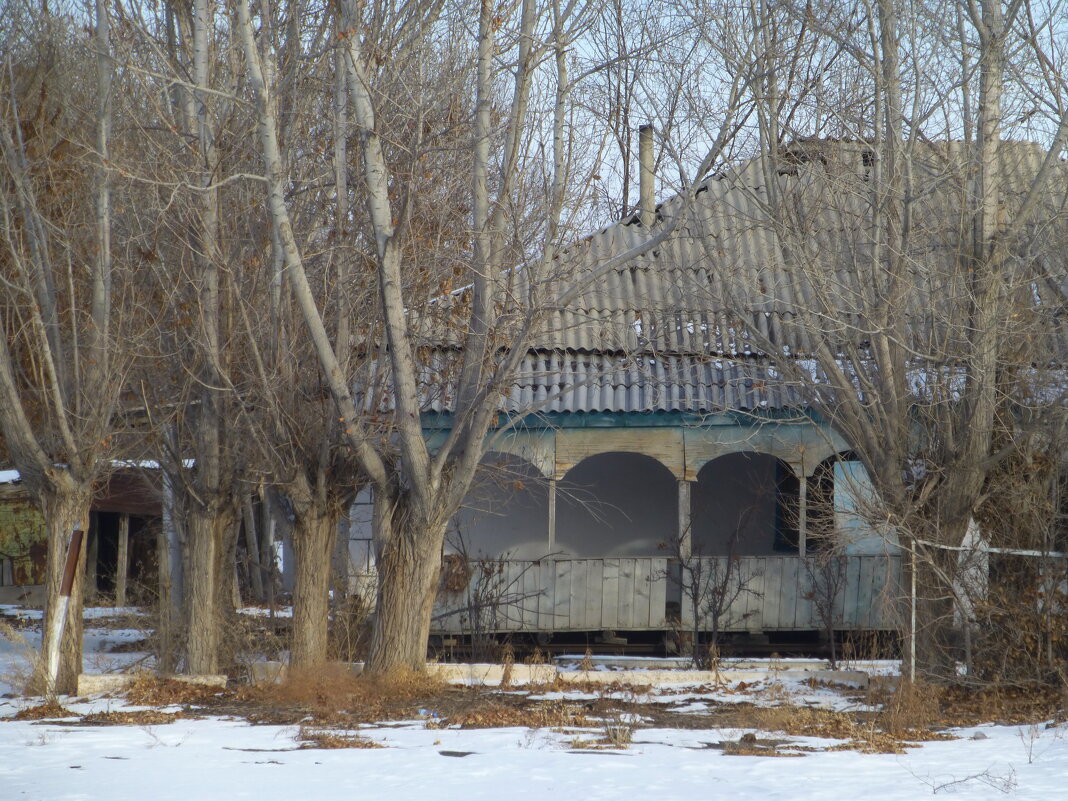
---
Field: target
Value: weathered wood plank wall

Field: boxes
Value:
[433,555,902,634]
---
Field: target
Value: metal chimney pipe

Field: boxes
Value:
[638,124,655,227]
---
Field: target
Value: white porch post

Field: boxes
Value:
[547,478,557,554]
[678,480,691,558]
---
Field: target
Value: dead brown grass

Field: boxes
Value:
[244,664,448,722]
[78,709,182,726]
[751,705,860,739]
[297,725,385,749]
[13,701,75,720]
[878,679,943,737]
[122,674,223,706]
[428,698,589,730]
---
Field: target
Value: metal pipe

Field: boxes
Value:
[639,124,655,227]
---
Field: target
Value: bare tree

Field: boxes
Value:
[0,3,126,693]
[234,0,620,674]
[675,0,1068,677]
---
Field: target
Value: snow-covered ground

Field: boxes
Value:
[2,607,1066,801]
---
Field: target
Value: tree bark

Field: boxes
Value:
[35,484,91,695]
[184,502,236,675]
[366,504,448,674]
[911,537,964,679]
[290,507,339,668]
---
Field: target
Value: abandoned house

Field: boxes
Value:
[350,142,1025,647]
[0,468,161,606]
[348,138,1064,650]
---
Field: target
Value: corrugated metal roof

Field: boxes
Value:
[498,353,797,413]
[531,141,1067,357]
[414,141,1067,415]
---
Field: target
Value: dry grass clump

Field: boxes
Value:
[13,701,75,720]
[123,673,222,706]
[720,732,801,757]
[750,703,945,754]
[79,709,182,726]
[297,725,385,749]
[878,679,943,737]
[429,698,589,730]
[249,664,448,721]
[751,705,859,739]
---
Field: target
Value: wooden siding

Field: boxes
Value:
[433,558,668,634]
[679,555,903,631]
[432,554,902,634]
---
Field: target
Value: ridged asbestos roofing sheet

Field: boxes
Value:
[413,141,1066,415]
[526,141,1067,358]
[501,352,799,413]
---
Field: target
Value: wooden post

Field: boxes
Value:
[84,519,99,602]
[115,513,129,607]
[798,475,808,558]
[677,480,691,559]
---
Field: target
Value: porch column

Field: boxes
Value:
[677,480,691,559]
[798,475,808,558]
[547,478,557,554]
[115,513,130,606]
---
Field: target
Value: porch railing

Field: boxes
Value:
[432,554,903,635]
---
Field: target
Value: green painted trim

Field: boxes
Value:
[420,408,820,434]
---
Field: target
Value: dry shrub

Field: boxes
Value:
[122,673,222,706]
[601,715,634,748]
[13,701,75,720]
[440,554,472,593]
[251,664,447,721]
[223,612,287,678]
[79,709,181,726]
[0,618,40,695]
[939,683,1067,726]
[499,642,514,688]
[878,680,942,737]
[751,705,859,739]
[578,648,594,672]
[329,593,372,663]
[297,725,384,749]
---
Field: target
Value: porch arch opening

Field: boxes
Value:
[556,451,677,558]
[690,452,799,556]
[447,452,550,560]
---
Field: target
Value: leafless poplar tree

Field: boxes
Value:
[0,2,127,693]
[679,0,1068,677]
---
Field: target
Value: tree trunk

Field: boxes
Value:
[243,498,264,603]
[290,508,338,668]
[185,502,236,675]
[36,485,91,695]
[910,530,967,680]
[366,508,448,674]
